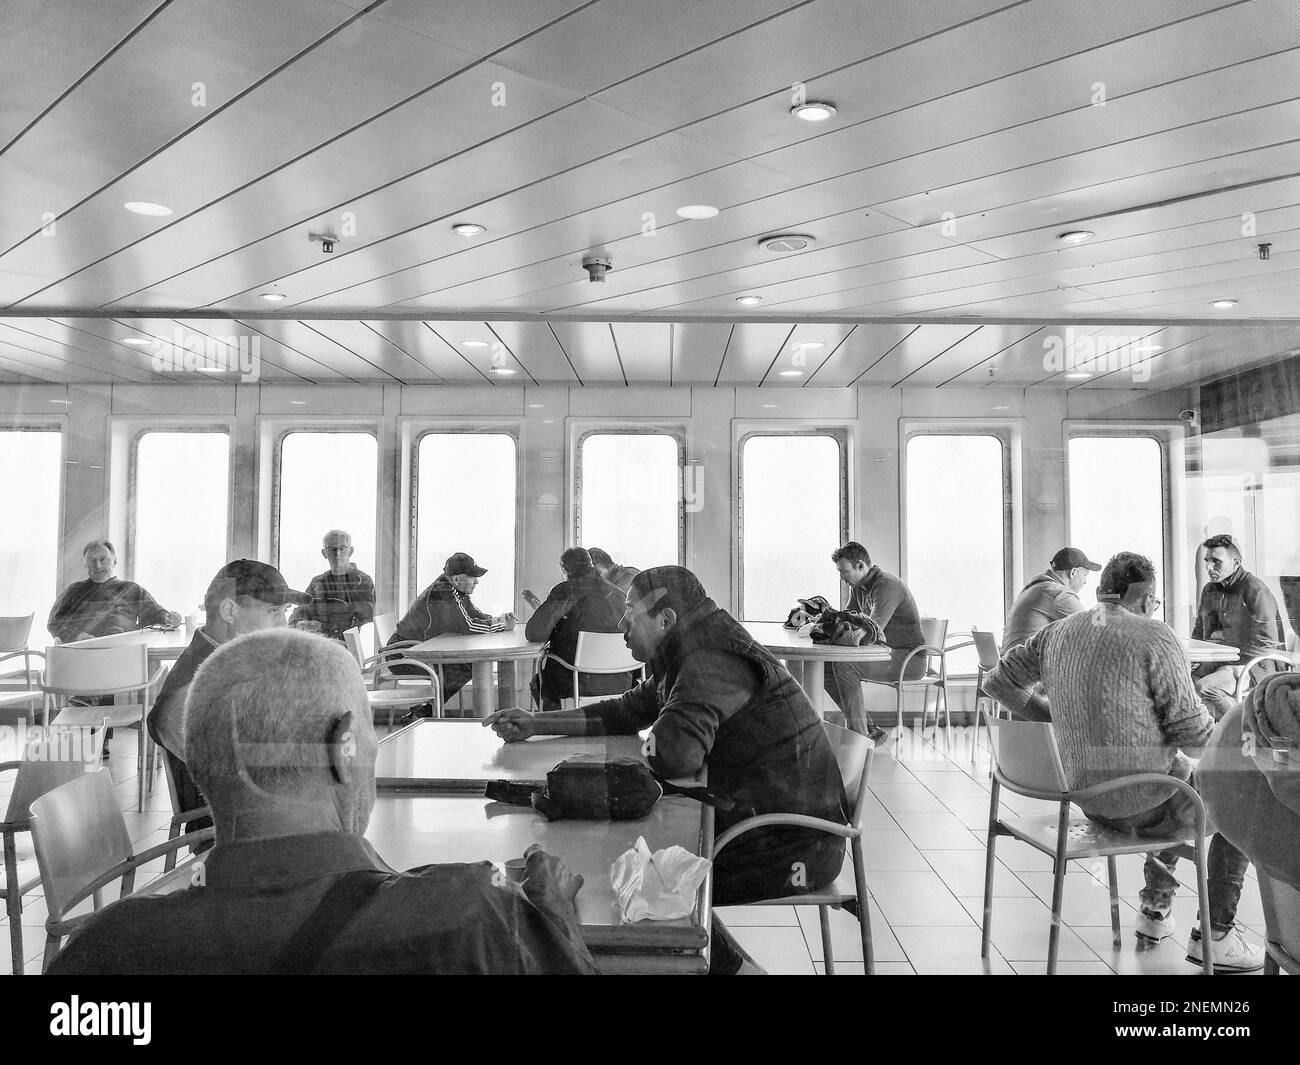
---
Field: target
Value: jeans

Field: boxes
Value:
[823,652,927,734]
[1193,665,1239,721]
[1088,783,1248,932]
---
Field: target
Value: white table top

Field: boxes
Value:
[63,627,190,660]
[406,629,543,663]
[1180,636,1247,664]
[742,620,893,661]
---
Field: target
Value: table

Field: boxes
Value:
[405,630,543,717]
[1181,637,1250,664]
[742,620,892,715]
[65,627,190,669]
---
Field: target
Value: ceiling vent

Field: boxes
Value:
[758,233,815,254]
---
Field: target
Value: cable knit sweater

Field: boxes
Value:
[985,604,1214,819]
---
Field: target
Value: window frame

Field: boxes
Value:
[0,421,67,611]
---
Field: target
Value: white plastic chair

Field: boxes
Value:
[0,614,42,696]
[540,630,643,707]
[712,722,876,974]
[863,617,949,737]
[343,626,441,731]
[946,629,1003,763]
[981,712,1213,975]
[1231,652,1297,701]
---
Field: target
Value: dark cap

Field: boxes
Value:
[1051,547,1101,572]
[206,560,309,605]
[444,551,487,577]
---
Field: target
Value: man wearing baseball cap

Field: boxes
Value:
[1001,547,1101,651]
[147,560,310,836]
[387,552,515,707]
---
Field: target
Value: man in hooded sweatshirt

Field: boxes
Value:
[1001,547,1101,651]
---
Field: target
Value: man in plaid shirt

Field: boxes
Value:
[290,530,376,641]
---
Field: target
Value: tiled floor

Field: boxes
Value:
[0,724,1272,976]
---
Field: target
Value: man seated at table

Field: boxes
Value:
[983,551,1263,972]
[147,559,309,838]
[522,547,634,711]
[290,529,376,641]
[1001,546,1100,650]
[387,552,516,706]
[50,628,598,975]
[47,539,182,642]
[1191,534,1286,720]
[822,541,925,744]
[485,565,849,975]
[587,547,639,594]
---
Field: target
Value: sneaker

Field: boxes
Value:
[1135,908,1175,942]
[1186,925,1265,972]
[866,725,889,746]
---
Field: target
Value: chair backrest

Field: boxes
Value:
[43,643,150,695]
[3,725,101,823]
[373,612,397,646]
[29,770,133,918]
[919,617,949,675]
[982,712,1070,795]
[972,629,1001,671]
[574,631,640,674]
[341,628,365,668]
[1257,870,1300,974]
[0,614,34,652]
[821,721,874,830]
[1233,653,1298,700]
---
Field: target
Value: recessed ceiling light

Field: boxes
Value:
[759,233,815,254]
[259,291,289,302]
[791,341,825,350]
[761,403,778,409]
[993,405,1011,411]
[1210,299,1238,308]
[778,369,804,377]
[1065,372,1093,380]
[123,337,154,346]
[1057,230,1094,244]
[489,366,515,376]
[49,399,70,404]
[289,400,307,406]
[196,366,227,373]
[790,101,837,122]
[676,204,719,220]
[461,340,490,348]
[736,295,763,306]
[527,403,545,409]
[452,222,486,237]
[124,201,173,217]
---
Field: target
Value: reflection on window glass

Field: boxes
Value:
[279,433,377,594]
[1068,436,1165,600]
[580,434,680,571]
[417,434,515,614]
[906,436,1006,664]
[741,435,841,621]
[134,432,230,619]
[0,431,62,645]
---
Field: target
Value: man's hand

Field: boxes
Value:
[294,620,323,634]
[520,845,584,916]
[74,631,96,642]
[164,611,184,628]
[499,612,517,631]
[483,707,537,742]
[521,589,541,609]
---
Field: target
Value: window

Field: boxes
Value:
[740,433,845,621]
[1068,435,1167,599]
[905,435,1008,660]
[132,431,231,620]
[577,432,682,571]
[0,430,62,645]
[416,432,516,615]
[277,432,378,593]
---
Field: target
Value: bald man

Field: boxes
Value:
[290,529,376,640]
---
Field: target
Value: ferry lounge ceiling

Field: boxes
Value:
[1,0,1298,390]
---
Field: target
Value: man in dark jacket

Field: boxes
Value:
[48,539,181,642]
[522,547,634,710]
[587,547,639,594]
[485,565,849,974]
[1001,547,1100,650]
[1192,534,1286,719]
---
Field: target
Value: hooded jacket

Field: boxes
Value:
[1002,569,1085,650]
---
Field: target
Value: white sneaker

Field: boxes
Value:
[1186,925,1265,972]
[1135,908,1175,942]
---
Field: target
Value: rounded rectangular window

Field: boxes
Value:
[133,431,230,619]
[278,432,378,594]
[578,433,682,572]
[741,434,844,621]
[0,430,62,645]
[417,433,516,615]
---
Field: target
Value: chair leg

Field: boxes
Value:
[818,905,835,976]
[852,838,874,975]
[1192,833,1214,977]
[1264,953,1279,976]
[1106,855,1121,947]
[5,834,24,976]
[163,822,181,873]
[42,932,61,973]
[981,782,1000,959]
[1047,804,1071,975]
[136,725,147,812]
[7,908,22,977]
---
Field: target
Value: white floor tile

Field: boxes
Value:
[894,925,1016,974]
[728,925,818,975]
[958,895,1100,963]
[795,902,907,963]
[865,869,975,927]
[714,904,799,927]
[921,849,1036,898]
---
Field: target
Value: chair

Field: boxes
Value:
[980,712,1213,975]
[1256,871,1300,975]
[539,631,644,708]
[0,723,103,975]
[343,626,442,731]
[42,643,166,811]
[863,616,949,738]
[29,769,214,972]
[157,750,212,873]
[373,612,404,648]
[0,614,42,695]
[946,629,1003,763]
[1231,652,1297,701]
[712,722,876,975]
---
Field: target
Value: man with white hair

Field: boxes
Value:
[47,539,181,642]
[290,529,376,641]
[51,629,598,975]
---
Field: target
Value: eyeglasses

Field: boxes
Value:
[1146,595,1162,612]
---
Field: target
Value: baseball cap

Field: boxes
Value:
[206,560,309,605]
[444,552,488,577]
[1051,547,1101,572]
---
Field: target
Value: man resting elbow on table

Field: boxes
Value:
[486,566,849,975]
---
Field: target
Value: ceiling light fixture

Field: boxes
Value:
[289,400,307,406]
[527,402,545,409]
[489,366,515,376]
[1065,372,1093,380]
[736,295,763,306]
[790,101,837,122]
[461,340,490,348]
[761,403,778,409]
[124,201,173,217]
[123,337,154,346]
[759,234,815,254]
[791,341,825,350]
[993,405,1011,411]
[1057,230,1094,244]
[676,205,719,220]
[1210,298,1238,308]
[778,369,804,377]
[259,291,289,302]
[452,222,486,237]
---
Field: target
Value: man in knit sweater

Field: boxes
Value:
[984,551,1263,972]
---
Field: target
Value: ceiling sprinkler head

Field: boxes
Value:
[1258,242,1271,261]
[309,231,338,254]
[582,255,613,283]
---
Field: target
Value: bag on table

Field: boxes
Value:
[784,594,833,629]
[809,609,884,647]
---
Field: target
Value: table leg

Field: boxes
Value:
[497,660,518,710]
[471,662,495,718]
[804,660,825,718]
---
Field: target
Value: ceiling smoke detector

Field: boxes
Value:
[758,233,815,254]
[582,255,613,283]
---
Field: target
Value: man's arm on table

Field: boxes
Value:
[984,627,1052,722]
[639,650,751,778]
[860,577,905,632]
[289,575,323,626]
[485,677,662,739]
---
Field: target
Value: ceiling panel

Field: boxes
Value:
[547,323,625,384]
[671,323,733,385]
